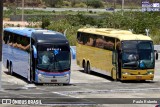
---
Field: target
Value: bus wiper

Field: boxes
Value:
[123,61,138,67]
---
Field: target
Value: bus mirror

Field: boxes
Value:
[32,45,37,58]
[154,50,158,60]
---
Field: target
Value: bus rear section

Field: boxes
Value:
[31,31,71,84]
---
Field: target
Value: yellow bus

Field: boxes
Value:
[76,28,156,81]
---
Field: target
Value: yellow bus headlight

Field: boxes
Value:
[147,71,153,75]
[122,72,130,75]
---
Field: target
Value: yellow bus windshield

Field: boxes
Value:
[122,40,154,69]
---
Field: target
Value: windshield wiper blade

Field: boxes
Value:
[123,61,138,67]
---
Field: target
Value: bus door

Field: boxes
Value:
[117,49,122,80]
[112,50,117,80]
[30,45,37,82]
[112,40,122,80]
[116,40,122,80]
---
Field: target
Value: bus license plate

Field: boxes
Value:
[51,80,57,82]
[136,76,142,79]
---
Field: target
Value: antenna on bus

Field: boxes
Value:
[145,29,150,36]
[64,29,67,37]
[129,29,133,33]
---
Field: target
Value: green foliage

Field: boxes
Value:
[86,0,104,8]
[47,19,79,46]
[41,16,51,29]
[74,2,87,8]
[6,2,17,15]
[62,1,71,7]
[27,11,160,45]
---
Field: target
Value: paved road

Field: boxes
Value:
[4,7,141,12]
[1,59,160,107]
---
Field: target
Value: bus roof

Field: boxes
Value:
[4,27,68,43]
[3,27,63,38]
[31,31,68,43]
[4,27,38,37]
[78,28,152,41]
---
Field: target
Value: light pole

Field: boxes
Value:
[145,29,150,36]
[0,0,3,90]
[87,0,88,12]
[122,0,124,15]
[22,0,24,26]
[114,0,116,10]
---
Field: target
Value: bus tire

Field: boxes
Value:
[111,69,116,81]
[6,60,9,69]
[8,63,13,75]
[84,63,87,73]
[82,60,87,73]
[87,62,91,74]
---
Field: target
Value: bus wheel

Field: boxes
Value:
[87,62,91,74]
[84,63,87,73]
[6,60,9,69]
[8,63,13,75]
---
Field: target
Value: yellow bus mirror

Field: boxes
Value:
[155,50,158,60]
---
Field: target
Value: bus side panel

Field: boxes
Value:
[3,43,29,79]
[12,48,29,79]
[76,43,113,76]
[76,43,83,67]
[3,44,13,69]
[88,46,113,76]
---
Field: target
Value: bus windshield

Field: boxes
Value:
[37,44,70,72]
[122,41,154,69]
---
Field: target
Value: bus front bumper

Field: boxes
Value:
[35,70,70,84]
[121,74,154,81]
[37,73,70,83]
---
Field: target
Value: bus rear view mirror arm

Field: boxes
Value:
[32,45,37,58]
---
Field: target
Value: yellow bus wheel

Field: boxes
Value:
[87,62,91,74]
[84,63,87,73]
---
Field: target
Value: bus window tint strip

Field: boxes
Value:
[77,32,115,51]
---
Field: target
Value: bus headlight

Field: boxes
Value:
[122,72,130,75]
[147,71,153,75]
[64,74,69,77]
[38,74,42,78]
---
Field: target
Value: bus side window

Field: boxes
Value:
[86,34,95,46]
[3,31,9,44]
[77,32,83,44]
[17,36,30,52]
[95,35,104,49]
[104,37,115,51]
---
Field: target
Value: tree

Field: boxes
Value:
[41,16,51,29]
[42,0,63,7]
[87,0,104,8]
[6,2,17,15]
